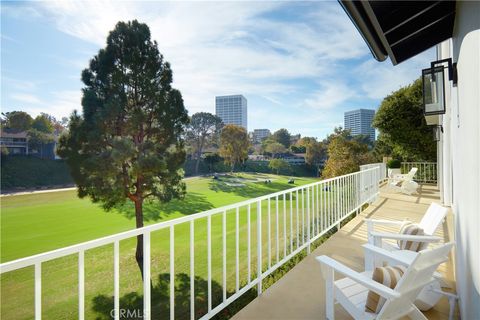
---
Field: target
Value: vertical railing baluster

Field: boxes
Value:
[326,181,330,227]
[190,221,195,320]
[308,186,315,235]
[275,195,279,263]
[78,251,85,320]
[313,186,316,235]
[347,176,350,214]
[322,182,325,231]
[301,189,305,244]
[35,262,41,320]
[114,241,120,320]
[336,179,340,224]
[352,174,354,211]
[257,200,263,295]
[170,226,175,320]
[310,186,315,235]
[267,198,271,269]
[235,207,239,292]
[341,178,344,219]
[328,181,331,226]
[222,210,227,302]
[296,190,299,248]
[333,179,337,224]
[319,183,322,232]
[283,193,287,258]
[247,204,251,283]
[317,184,320,234]
[290,192,293,253]
[338,179,341,222]
[307,187,311,253]
[143,232,151,320]
[207,215,212,313]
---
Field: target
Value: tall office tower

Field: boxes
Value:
[215,95,248,130]
[344,109,376,141]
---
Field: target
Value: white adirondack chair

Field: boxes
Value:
[390,167,418,183]
[364,202,448,270]
[362,243,458,320]
[388,167,419,195]
[316,242,454,320]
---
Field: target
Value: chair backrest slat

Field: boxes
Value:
[376,242,454,319]
[405,167,418,181]
[419,202,448,235]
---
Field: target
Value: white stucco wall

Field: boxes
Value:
[440,1,480,318]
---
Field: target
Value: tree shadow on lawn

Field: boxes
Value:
[92,273,255,320]
[208,178,295,199]
[114,192,214,222]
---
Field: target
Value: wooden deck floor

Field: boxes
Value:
[233,184,458,320]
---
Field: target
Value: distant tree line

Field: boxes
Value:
[1,111,68,158]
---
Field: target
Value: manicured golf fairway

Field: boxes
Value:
[1,173,317,262]
[1,173,324,320]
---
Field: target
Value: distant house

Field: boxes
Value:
[277,153,305,165]
[0,131,29,155]
[248,154,268,161]
[0,130,58,160]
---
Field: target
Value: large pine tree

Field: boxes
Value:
[58,20,189,277]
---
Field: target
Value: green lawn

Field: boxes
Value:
[1,173,336,320]
[1,173,317,262]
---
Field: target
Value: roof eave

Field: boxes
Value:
[338,0,388,62]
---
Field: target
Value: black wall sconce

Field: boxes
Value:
[422,58,457,116]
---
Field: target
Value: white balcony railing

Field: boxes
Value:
[401,162,438,184]
[0,166,383,320]
[360,162,387,181]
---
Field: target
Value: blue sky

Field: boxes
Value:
[1,1,434,139]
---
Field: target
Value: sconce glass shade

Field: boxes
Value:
[422,66,446,115]
[433,125,442,142]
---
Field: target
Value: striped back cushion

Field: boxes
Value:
[365,265,406,313]
[397,223,428,252]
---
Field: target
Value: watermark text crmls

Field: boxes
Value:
[110,308,145,319]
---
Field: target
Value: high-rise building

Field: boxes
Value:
[344,109,376,141]
[253,129,271,143]
[215,95,247,130]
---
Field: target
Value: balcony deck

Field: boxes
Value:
[233,184,458,320]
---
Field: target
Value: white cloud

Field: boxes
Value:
[7,90,81,119]
[2,1,431,138]
[10,93,42,104]
[20,1,369,114]
[354,50,434,100]
[303,81,356,110]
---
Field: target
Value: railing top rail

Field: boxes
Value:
[401,162,437,164]
[0,166,380,273]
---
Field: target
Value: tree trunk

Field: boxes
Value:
[195,139,205,175]
[195,157,201,175]
[134,198,145,279]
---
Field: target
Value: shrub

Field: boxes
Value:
[1,156,73,190]
[387,159,401,168]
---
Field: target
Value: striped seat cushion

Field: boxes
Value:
[365,265,406,313]
[397,223,429,252]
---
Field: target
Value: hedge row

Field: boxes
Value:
[1,156,318,191]
[1,156,74,190]
[183,159,318,177]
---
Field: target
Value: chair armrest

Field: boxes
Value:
[362,244,411,266]
[316,255,400,300]
[364,218,410,226]
[370,232,442,243]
